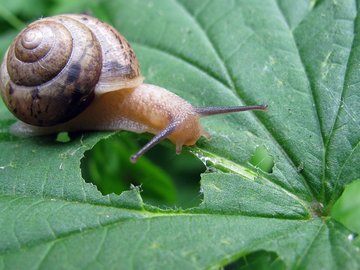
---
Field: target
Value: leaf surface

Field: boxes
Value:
[0,0,359,269]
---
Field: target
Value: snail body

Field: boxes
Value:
[0,14,267,162]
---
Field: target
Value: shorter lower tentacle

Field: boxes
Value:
[130,120,180,163]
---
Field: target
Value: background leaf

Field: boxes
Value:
[0,0,359,269]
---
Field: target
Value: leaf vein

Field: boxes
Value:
[173,0,235,90]
[294,222,325,268]
[326,6,359,204]
[0,194,308,257]
[274,0,324,201]
[35,241,55,270]
[166,1,315,200]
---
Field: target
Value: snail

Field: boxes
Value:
[0,14,267,162]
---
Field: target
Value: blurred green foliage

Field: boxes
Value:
[225,250,286,270]
[81,132,205,208]
[332,180,360,234]
[249,145,274,173]
[0,0,358,233]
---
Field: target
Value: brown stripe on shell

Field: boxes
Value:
[69,14,141,83]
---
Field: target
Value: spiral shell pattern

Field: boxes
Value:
[0,14,142,126]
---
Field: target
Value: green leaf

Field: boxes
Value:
[332,180,360,234]
[0,0,360,269]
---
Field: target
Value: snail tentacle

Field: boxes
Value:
[130,120,180,163]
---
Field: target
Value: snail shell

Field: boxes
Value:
[0,14,142,126]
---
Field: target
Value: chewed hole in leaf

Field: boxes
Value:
[81,132,206,208]
[249,145,274,173]
[56,131,71,143]
[224,250,285,270]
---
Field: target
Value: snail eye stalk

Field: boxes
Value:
[195,104,268,116]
